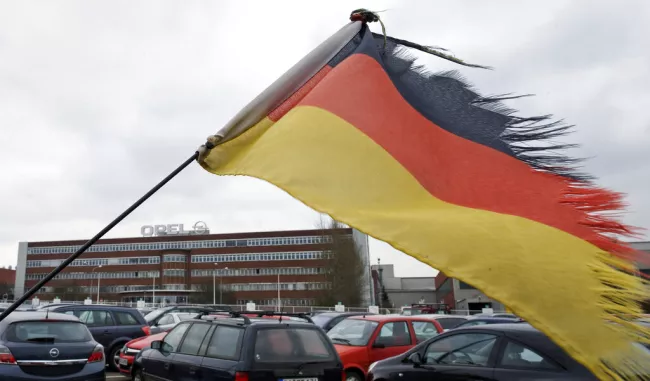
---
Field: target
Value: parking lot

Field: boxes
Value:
[107,372,128,380]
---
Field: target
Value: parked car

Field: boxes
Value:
[311,312,376,332]
[0,311,105,380]
[150,313,197,334]
[118,331,168,375]
[327,315,444,381]
[474,312,519,319]
[136,308,153,317]
[132,313,343,381]
[44,304,150,371]
[144,305,216,327]
[416,314,469,331]
[367,323,598,380]
[453,316,521,329]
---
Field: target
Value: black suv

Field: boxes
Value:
[132,312,343,381]
[45,304,150,371]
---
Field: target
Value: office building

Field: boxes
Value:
[15,223,372,307]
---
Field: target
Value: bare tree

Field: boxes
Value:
[315,216,367,307]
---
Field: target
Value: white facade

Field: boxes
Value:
[14,242,28,298]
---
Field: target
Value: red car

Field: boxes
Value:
[118,331,168,375]
[327,315,443,381]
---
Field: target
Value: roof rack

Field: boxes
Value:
[240,310,314,324]
[193,310,252,324]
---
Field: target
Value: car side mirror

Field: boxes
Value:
[372,342,386,349]
[150,340,162,350]
[408,352,423,367]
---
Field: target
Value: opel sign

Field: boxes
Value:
[141,221,210,237]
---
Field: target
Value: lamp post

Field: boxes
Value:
[213,263,217,305]
[277,273,281,311]
[91,265,103,303]
[220,267,228,305]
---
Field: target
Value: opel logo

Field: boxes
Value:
[49,348,59,358]
[193,221,208,234]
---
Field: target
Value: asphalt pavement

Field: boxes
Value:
[107,371,128,380]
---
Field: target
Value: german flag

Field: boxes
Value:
[199,11,650,380]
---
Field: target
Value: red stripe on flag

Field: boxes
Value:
[268,66,333,122]
[300,53,632,256]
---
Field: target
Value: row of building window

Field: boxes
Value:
[191,267,325,277]
[192,250,329,263]
[236,299,316,306]
[163,269,186,277]
[27,235,334,255]
[163,254,186,262]
[25,265,326,281]
[26,271,160,281]
[192,282,329,292]
[37,282,329,293]
[25,250,328,269]
[26,256,161,268]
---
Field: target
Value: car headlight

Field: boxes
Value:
[368,361,378,372]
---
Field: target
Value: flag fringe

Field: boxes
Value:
[375,35,645,262]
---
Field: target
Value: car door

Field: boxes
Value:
[201,325,245,381]
[172,322,213,381]
[493,339,573,380]
[113,310,145,339]
[72,308,116,348]
[142,322,191,381]
[404,332,499,381]
[369,321,414,364]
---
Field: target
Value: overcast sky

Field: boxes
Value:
[1,1,649,278]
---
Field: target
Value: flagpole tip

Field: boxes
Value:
[350,9,380,23]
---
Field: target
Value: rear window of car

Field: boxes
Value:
[5,321,92,343]
[254,327,335,364]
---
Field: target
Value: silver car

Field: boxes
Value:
[149,313,196,334]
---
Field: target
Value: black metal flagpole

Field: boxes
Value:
[0,151,200,323]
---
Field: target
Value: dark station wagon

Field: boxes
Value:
[133,312,343,381]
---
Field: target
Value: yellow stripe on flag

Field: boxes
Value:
[201,106,650,380]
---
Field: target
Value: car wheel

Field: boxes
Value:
[345,370,363,381]
[108,345,123,371]
[133,368,144,381]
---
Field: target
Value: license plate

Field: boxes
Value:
[119,358,129,366]
[281,378,318,381]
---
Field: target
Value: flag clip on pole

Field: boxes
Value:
[0,151,201,323]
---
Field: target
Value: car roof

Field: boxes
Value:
[53,304,137,311]
[0,311,81,325]
[348,314,439,322]
[316,311,373,317]
[418,314,468,319]
[466,316,519,321]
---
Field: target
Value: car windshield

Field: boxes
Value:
[6,321,92,343]
[311,314,336,327]
[327,319,378,346]
[253,327,336,364]
[145,307,173,323]
[177,314,195,322]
